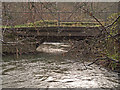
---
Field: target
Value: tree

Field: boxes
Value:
[118,1,120,61]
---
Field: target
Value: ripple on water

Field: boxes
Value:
[2,42,120,88]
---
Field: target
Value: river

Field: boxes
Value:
[2,42,120,88]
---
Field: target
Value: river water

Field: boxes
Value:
[2,42,120,88]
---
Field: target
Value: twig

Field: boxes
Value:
[80,6,120,43]
[87,57,107,66]
[66,3,86,20]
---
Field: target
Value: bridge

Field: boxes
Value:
[2,26,100,54]
[3,26,100,38]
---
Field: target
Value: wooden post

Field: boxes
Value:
[58,11,60,26]
[40,3,42,22]
[56,2,60,27]
[16,38,19,59]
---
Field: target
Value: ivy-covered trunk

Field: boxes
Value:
[118,22,120,61]
[118,1,120,61]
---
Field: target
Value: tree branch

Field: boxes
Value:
[80,6,120,43]
[87,57,119,66]
[105,15,120,28]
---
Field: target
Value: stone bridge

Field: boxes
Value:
[2,26,100,54]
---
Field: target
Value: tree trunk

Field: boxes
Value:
[118,1,120,61]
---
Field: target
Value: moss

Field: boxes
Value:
[5,33,15,38]
[105,13,120,61]
[2,20,101,28]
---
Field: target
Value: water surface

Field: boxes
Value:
[2,42,120,88]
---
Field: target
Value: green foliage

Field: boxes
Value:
[27,20,57,27]
[105,12,120,62]
[107,12,120,36]
[107,13,119,22]
[27,20,100,27]
[2,20,101,28]
[5,33,15,38]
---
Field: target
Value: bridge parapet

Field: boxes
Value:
[3,26,100,37]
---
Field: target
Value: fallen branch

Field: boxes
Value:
[87,57,119,66]
[87,57,107,66]
[106,57,119,63]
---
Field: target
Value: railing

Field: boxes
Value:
[2,10,118,27]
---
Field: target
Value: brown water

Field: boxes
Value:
[1,42,120,88]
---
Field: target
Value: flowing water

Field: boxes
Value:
[1,42,120,88]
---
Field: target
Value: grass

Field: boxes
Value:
[1,20,103,28]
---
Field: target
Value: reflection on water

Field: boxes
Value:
[2,42,120,88]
